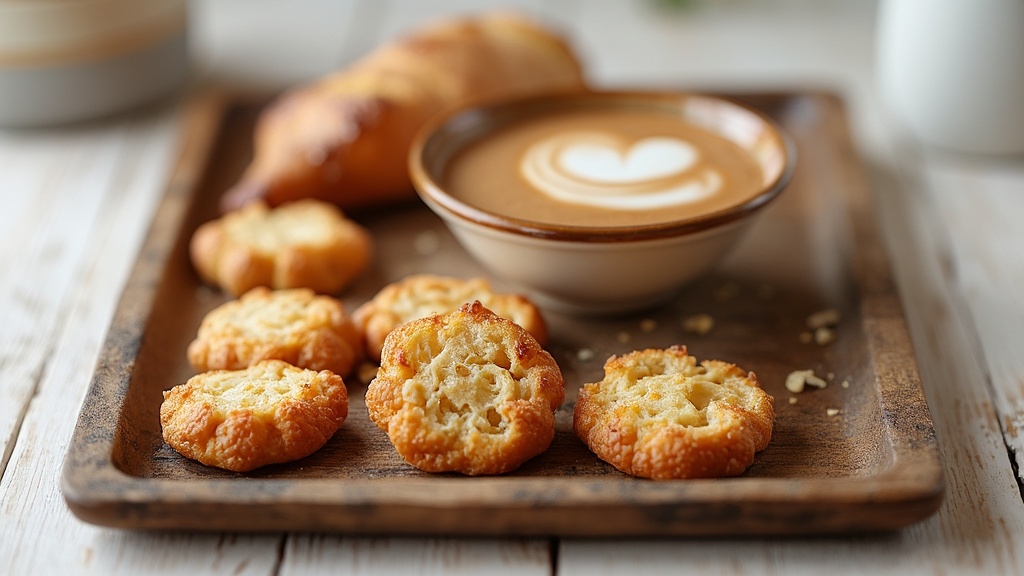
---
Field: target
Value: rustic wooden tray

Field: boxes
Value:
[61,90,944,536]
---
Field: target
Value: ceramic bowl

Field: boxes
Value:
[409,91,795,315]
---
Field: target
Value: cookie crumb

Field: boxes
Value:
[826,408,840,417]
[788,397,798,405]
[841,379,850,389]
[577,348,596,362]
[807,308,841,330]
[814,327,836,345]
[785,369,829,393]
[682,313,715,335]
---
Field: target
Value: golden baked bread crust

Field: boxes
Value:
[573,345,774,480]
[219,12,586,213]
[366,301,564,475]
[187,287,364,377]
[160,360,349,472]
[353,274,548,362]
[189,199,372,296]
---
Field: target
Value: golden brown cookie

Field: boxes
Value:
[353,274,547,362]
[160,360,349,472]
[366,301,564,475]
[189,199,372,296]
[573,345,774,480]
[187,287,363,377]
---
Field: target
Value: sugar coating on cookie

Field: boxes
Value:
[353,274,547,362]
[160,360,349,472]
[189,199,372,296]
[573,345,774,480]
[187,287,364,376]
[366,301,564,475]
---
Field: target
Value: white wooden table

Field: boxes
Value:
[3,0,1023,573]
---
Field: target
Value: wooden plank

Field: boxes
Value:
[0,123,147,475]
[281,537,551,576]
[920,155,1024,484]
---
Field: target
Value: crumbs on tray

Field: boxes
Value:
[785,369,828,394]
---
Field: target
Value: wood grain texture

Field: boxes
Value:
[921,155,1024,485]
[0,126,130,476]
[280,538,552,576]
[0,102,252,576]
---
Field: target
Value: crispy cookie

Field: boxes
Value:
[160,360,348,472]
[366,301,564,475]
[187,287,363,376]
[353,274,547,362]
[573,345,774,480]
[190,199,372,296]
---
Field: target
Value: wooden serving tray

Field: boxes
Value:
[61,90,944,536]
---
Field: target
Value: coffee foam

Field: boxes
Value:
[520,131,722,210]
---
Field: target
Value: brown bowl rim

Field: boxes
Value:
[409,89,797,243]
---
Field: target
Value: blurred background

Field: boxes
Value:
[190,0,886,146]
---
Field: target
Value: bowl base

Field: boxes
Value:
[525,288,676,317]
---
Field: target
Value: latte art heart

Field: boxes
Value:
[558,136,698,184]
[520,132,722,210]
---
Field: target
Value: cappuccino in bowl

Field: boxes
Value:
[410,91,794,314]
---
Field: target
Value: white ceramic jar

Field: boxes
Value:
[0,0,190,127]
[877,0,1024,155]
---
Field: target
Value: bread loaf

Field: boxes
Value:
[220,12,586,213]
